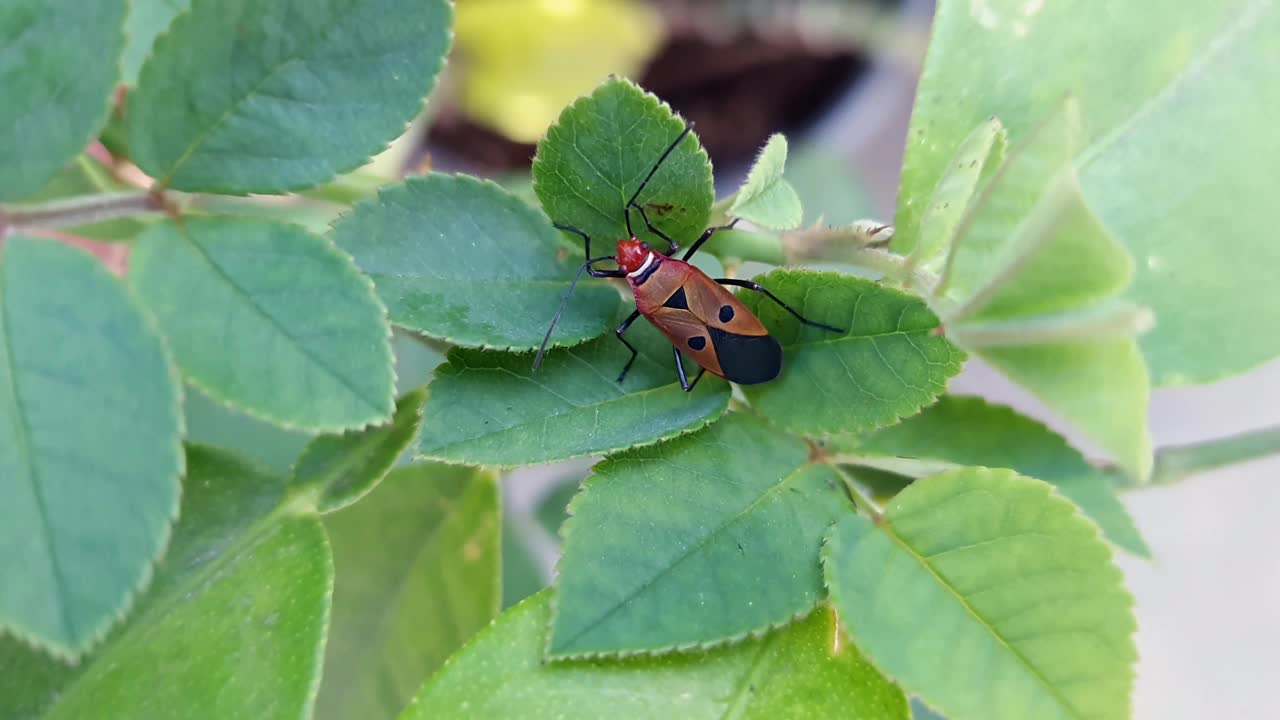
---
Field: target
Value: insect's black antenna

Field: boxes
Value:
[534,256,617,370]
[624,123,694,234]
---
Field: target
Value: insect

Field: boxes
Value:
[534,124,843,391]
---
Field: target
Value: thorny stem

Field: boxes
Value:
[0,191,164,238]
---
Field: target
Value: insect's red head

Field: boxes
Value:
[615,237,651,274]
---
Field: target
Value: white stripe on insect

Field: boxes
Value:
[627,252,656,278]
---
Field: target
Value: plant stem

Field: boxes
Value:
[1137,425,1280,487]
[1,191,162,237]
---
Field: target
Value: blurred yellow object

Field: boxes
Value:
[454,0,664,143]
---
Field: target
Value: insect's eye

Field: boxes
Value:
[640,242,649,250]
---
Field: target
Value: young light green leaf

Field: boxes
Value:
[417,315,730,467]
[121,0,190,85]
[333,174,619,350]
[317,463,499,720]
[130,217,395,432]
[738,269,964,435]
[294,389,426,513]
[0,0,126,200]
[0,446,331,719]
[728,133,803,230]
[0,238,182,659]
[832,395,1148,555]
[407,590,908,720]
[980,339,1152,483]
[906,117,1006,272]
[128,0,451,193]
[550,414,851,658]
[895,0,1280,385]
[824,467,1136,720]
[532,77,714,250]
[923,102,1153,482]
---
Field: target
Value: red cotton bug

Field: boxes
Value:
[534,124,843,391]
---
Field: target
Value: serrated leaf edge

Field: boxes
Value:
[530,76,715,241]
[845,394,1151,557]
[131,0,454,195]
[136,218,397,434]
[298,385,428,514]
[545,441,833,661]
[742,268,968,436]
[330,172,621,352]
[414,353,732,469]
[0,238,186,662]
[820,467,1138,720]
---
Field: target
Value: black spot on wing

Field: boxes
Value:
[718,305,735,322]
[688,335,706,350]
[663,286,689,310]
[708,326,781,385]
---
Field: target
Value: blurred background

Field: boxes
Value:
[276,1,1280,716]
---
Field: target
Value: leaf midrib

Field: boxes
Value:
[553,461,815,653]
[179,227,384,415]
[1076,0,1269,172]
[879,518,1085,719]
[156,1,362,186]
[0,271,78,644]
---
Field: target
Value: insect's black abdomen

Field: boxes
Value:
[708,326,782,385]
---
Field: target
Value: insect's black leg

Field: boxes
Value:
[614,309,642,383]
[715,278,845,333]
[673,346,694,392]
[624,124,694,250]
[628,201,679,254]
[554,222,594,259]
[682,218,740,261]
[687,366,707,392]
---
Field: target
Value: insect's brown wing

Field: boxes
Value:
[682,271,769,337]
[644,306,725,377]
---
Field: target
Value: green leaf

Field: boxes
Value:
[824,467,1136,720]
[896,0,1280,385]
[0,237,182,658]
[906,117,1006,272]
[833,395,1148,555]
[0,0,126,200]
[127,0,452,193]
[184,383,314,476]
[129,217,395,432]
[937,106,1131,322]
[407,590,909,720]
[550,414,850,658]
[979,339,1151,482]
[738,269,964,435]
[0,446,332,719]
[532,77,714,250]
[121,0,190,85]
[729,133,803,230]
[417,316,730,467]
[919,103,1152,482]
[294,388,426,513]
[317,463,500,720]
[334,174,620,350]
